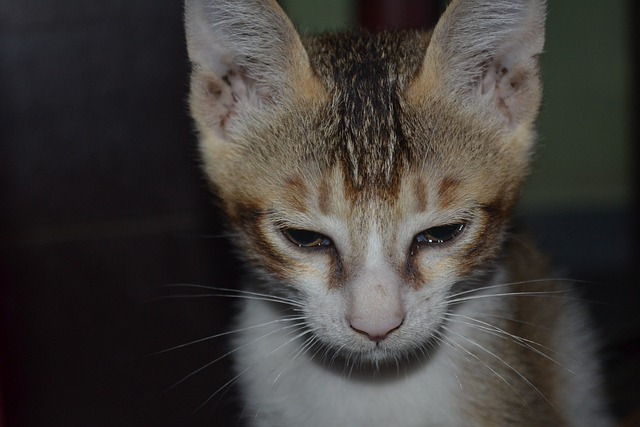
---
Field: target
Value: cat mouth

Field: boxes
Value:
[313,329,443,371]
[311,337,442,380]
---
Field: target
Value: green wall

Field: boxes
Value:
[523,0,632,212]
[280,0,632,213]
[279,0,355,32]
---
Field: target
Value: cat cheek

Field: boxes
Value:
[277,256,338,291]
[409,255,460,291]
[407,260,429,290]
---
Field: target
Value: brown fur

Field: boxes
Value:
[436,177,462,210]
[284,175,310,214]
[459,240,568,425]
[413,177,429,213]
[184,0,611,425]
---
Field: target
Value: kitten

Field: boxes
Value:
[184,0,612,425]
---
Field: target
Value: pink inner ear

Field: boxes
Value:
[199,75,235,135]
[200,65,255,136]
[224,65,251,102]
[481,61,518,126]
[481,62,499,96]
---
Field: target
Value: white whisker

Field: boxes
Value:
[194,326,313,414]
[443,312,572,372]
[441,324,555,410]
[148,284,303,308]
[431,330,464,390]
[167,321,306,393]
[272,334,319,385]
[470,311,551,331]
[439,325,530,406]
[445,289,573,306]
[149,315,306,357]
[446,278,592,301]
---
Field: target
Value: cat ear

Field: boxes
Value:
[185,0,312,140]
[420,0,546,129]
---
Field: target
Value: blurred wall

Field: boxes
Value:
[525,0,632,212]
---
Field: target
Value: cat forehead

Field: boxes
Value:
[301,31,433,190]
[304,31,430,88]
[219,29,529,214]
[283,168,465,212]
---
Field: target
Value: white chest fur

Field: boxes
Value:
[232,293,469,427]
[229,282,612,427]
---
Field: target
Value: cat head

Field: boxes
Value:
[185,0,545,362]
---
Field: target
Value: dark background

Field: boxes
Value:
[1,1,638,426]
[0,1,242,425]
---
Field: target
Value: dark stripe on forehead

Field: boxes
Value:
[437,177,461,210]
[317,177,332,215]
[414,178,429,213]
[306,31,429,192]
[284,175,309,214]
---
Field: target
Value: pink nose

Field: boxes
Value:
[349,316,404,342]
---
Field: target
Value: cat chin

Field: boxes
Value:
[313,332,442,372]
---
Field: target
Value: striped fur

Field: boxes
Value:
[185,0,612,425]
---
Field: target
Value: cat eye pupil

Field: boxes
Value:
[284,229,331,248]
[416,223,465,245]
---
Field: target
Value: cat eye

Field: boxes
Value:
[415,223,465,245]
[283,229,332,248]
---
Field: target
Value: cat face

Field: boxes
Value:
[185,0,545,363]
[213,87,521,363]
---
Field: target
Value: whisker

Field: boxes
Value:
[444,289,573,306]
[438,326,527,402]
[272,334,319,385]
[166,321,306,393]
[431,330,465,390]
[443,313,572,372]
[305,338,328,368]
[301,336,323,364]
[147,284,303,308]
[469,311,552,331]
[446,278,597,301]
[441,324,555,410]
[326,343,348,368]
[147,293,304,309]
[194,326,314,414]
[149,315,306,357]
[245,330,318,421]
